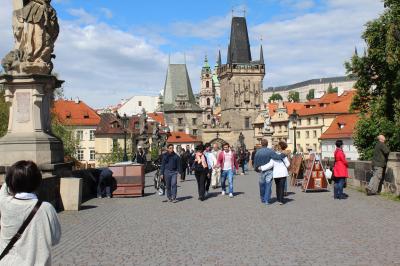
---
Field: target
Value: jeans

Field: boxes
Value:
[165,170,178,200]
[97,185,111,198]
[259,170,273,203]
[367,166,385,194]
[334,178,345,199]
[221,169,234,194]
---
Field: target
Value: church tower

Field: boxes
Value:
[218,16,265,148]
[199,56,214,126]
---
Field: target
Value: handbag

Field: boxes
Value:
[0,200,42,260]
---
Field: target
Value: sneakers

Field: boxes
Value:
[205,191,208,197]
[158,189,164,196]
[229,193,233,198]
[172,199,178,203]
[221,191,226,196]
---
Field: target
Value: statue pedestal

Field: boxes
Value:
[0,74,64,166]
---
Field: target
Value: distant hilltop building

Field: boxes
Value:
[117,95,159,116]
[264,76,357,102]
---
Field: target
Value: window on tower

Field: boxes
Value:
[207,98,210,106]
[206,81,209,88]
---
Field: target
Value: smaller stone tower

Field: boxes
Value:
[199,56,215,126]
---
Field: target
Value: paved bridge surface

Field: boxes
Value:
[52,171,400,265]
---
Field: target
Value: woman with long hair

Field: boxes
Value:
[194,144,208,201]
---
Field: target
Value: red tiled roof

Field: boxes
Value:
[297,91,355,116]
[167,132,201,144]
[53,100,101,126]
[268,103,278,116]
[147,112,165,126]
[320,113,360,139]
[284,102,305,115]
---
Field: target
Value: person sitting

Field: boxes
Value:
[0,160,61,264]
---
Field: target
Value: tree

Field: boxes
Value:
[327,83,338,94]
[288,91,300,102]
[306,89,315,101]
[0,86,10,137]
[268,93,283,103]
[346,0,400,159]
[51,116,80,159]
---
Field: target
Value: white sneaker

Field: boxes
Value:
[229,193,233,198]
[221,191,226,195]
[158,189,164,196]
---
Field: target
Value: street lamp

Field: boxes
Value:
[121,113,129,162]
[289,109,299,154]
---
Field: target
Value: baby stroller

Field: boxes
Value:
[153,162,165,196]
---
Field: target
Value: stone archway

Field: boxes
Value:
[209,138,227,148]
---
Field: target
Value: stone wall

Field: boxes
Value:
[325,152,400,196]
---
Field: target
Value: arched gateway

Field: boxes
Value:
[209,138,227,147]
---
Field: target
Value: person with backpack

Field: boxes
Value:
[0,160,61,264]
[194,144,209,201]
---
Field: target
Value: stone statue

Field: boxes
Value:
[2,0,59,75]
[238,132,245,149]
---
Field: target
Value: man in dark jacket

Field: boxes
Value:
[366,134,390,195]
[97,168,113,198]
[253,139,286,204]
[136,146,146,164]
[160,144,181,202]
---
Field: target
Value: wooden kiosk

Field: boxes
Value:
[302,153,329,192]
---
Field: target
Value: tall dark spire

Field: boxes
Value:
[217,49,222,66]
[228,17,252,63]
[227,44,231,64]
[259,44,264,64]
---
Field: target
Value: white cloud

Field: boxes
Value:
[99,7,113,19]
[277,0,315,10]
[67,8,97,25]
[251,0,385,88]
[171,15,231,39]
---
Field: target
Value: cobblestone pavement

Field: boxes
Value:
[52,171,400,266]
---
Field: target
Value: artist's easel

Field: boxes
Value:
[289,154,304,186]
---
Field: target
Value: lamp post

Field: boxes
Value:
[289,109,299,154]
[121,113,129,162]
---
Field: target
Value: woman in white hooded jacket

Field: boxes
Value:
[259,141,290,205]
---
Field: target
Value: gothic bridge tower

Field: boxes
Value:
[217,16,265,148]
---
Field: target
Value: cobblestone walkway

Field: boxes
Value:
[52,171,400,265]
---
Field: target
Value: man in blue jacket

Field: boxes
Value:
[253,139,286,205]
[160,144,181,203]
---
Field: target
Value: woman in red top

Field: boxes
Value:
[333,140,349,199]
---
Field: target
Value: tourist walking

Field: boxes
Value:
[253,139,287,204]
[160,144,181,203]
[332,140,349,199]
[194,144,209,201]
[366,134,390,195]
[136,146,146,164]
[211,143,221,189]
[179,148,188,181]
[239,148,247,175]
[188,149,195,175]
[0,160,61,265]
[216,143,239,198]
[259,141,290,205]
[203,143,215,196]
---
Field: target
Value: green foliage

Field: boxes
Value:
[327,83,338,94]
[306,89,315,101]
[151,146,160,162]
[51,116,80,158]
[0,86,10,137]
[346,0,400,156]
[268,93,283,103]
[97,145,132,166]
[288,91,300,102]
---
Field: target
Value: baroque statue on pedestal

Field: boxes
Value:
[2,0,59,75]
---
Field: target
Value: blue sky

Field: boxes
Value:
[0,0,384,108]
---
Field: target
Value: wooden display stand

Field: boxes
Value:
[109,163,145,197]
[302,154,328,192]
